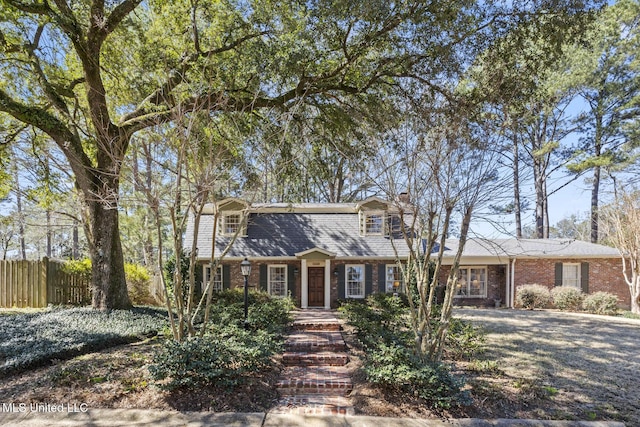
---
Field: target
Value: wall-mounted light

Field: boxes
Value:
[293,267,299,276]
[333,267,339,277]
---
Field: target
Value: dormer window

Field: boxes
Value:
[365,212,384,235]
[219,211,246,236]
[360,210,388,236]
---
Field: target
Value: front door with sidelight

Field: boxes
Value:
[308,267,325,307]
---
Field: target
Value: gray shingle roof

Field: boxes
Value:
[186,212,411,260]
[441,238,619,259]
[185,208,620,261]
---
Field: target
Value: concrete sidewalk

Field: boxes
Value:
[0,409,626,427]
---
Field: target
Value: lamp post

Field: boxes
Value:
[240,257,251,330]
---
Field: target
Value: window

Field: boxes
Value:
[365,213,384,235]
[222,213,241,235]
[203,265,223,292]
[456,266,487,298]
[562,263,580,288]
[385,264,404,293]
[346,265,365,298]
[268,265,287,297]
[360,211,388,236]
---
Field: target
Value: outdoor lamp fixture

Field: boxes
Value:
[240,257,251,330]
[333,268,339,277]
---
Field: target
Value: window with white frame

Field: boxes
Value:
[360,211,387,236]
[385,264,404,293]
[221,213,242,235]
[562,263,580,288]
[203,265,223,292]
[268,265,287,297]
[346,265,365,298]
[456,266,487,298]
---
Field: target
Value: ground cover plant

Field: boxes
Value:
[339,293,483,410]
[0,307,167,376]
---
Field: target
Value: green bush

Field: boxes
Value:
[61,258,92,278]
[444,317,485,361]
[551,286,584,311]
[207,289,294,335]
[582,291,619,315]
[149,325,280,390]
[150,290,292,390]
[516,284,552,309]
[0,307,167,375]
[339,293,477,409]
[125,263,154,305]
[364,343,469,409]
[338,293,411,349]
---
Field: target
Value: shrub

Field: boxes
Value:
[551,286,584,311]
[149,325,280,390]
[516,284,551,309]
[339,294,478,409]
[206,289,294,335]
[338,293,411,349]
[364,343,469,408]
[61,258,92,279]
[582,292,619,315]
[444,317,485,361]
[125,263,153,305]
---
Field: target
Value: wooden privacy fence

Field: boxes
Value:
[0,258,91,308]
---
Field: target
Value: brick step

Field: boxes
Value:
[282,351,348,366]
[293,321,342,332]
[285,331,347,352]
[276,366,352,396]
[271,394,354,415]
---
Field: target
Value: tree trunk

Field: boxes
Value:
[87,199,131,310]
[512,135,522,238]
[591,164,600,243]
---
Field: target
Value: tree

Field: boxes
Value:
[470,13,592,238]
[0,0,605,308]
[551,213,591,241]
[565,0,640,243]
[601,189,640,313]
[0,0,455,308]
[375,89,506,362]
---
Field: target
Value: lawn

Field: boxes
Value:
[454,308,640,423]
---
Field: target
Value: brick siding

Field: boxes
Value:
[514,257,630,307]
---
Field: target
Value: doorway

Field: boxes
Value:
[308,267,325,307]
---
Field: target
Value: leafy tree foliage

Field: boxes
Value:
[565,0,640,242]
[0,0,604,309]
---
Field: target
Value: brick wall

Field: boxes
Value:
[514,257,630,307]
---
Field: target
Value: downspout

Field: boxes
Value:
[510,258,516,308]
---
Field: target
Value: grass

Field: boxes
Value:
[0,306,167,376]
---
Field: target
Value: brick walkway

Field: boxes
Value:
[271,310,354,415]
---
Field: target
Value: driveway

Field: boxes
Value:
[455,308,640,423]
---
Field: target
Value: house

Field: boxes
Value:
[185,198,630,309]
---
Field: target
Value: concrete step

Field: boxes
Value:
[271,394,355,415]
[282,351,348,367]
[276,366,352,396]
[285,331,347,352]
